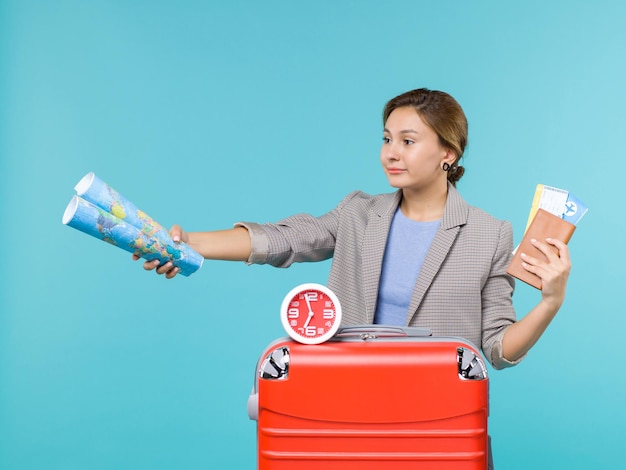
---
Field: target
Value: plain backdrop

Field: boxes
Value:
[1,1,624,468]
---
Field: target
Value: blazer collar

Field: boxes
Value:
[362,192,398,322]
[371,190,402,218]
[362,183,469,323]
[372,183,470,229]
[442,183,470,230]
[406,183,469,324]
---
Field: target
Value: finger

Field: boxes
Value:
[546,238,572,275]
[156,261,179,279]
[521,247,570,290]
[165,266,180,279]
[529,238,562,264]
[155,261,174,275]
[545,237,570,261]
[170,224,183,243]
[143,259,161,271]
[531,239,572,275]
[519,247,546,269]
[520,252,542,274]
[519,253,553,291]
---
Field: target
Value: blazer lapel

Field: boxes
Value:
[362,191,401,323]
[406,184,469,325]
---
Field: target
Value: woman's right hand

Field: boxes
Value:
[131,224,188,279]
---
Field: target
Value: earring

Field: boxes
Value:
[442,162,451,171]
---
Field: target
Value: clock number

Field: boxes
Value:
[297,326,317,337]
[323,309,334,319]
[304,292,318,301]
[288,308,299,319]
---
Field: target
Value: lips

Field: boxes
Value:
[387,167,405,175]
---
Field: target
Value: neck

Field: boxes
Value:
[400,183,448,222]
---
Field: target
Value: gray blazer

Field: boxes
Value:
[239,184,520,369]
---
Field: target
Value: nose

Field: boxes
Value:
[384,142,400,161]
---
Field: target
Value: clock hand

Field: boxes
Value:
[303,311,314,329]
[303,293,315,328]
[304,293,314,315]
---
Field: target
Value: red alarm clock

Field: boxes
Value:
[280,283,342,344]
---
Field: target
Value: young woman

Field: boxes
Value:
[134,88,571,370]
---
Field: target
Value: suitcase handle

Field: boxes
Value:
[334,325,432,340]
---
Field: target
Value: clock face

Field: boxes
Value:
[280,283,342,345]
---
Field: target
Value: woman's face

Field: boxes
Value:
[380,106,454,193]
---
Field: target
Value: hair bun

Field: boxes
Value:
[448,164,465,184]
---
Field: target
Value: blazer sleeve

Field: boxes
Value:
[482,220,525,369]
[233,191,364,268]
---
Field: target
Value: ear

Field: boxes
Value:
[442,148,457,166]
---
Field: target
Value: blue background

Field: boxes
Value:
[1,1,624,468]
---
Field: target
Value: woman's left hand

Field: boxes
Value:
[521,238,571,308]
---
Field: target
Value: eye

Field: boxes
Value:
[382,136,391,144]
[403,139,414,145]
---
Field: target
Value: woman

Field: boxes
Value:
[135,88,571,370]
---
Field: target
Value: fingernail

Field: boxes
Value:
[521,253,527,259]
[173,236,180,242]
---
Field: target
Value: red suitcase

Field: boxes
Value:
[248,326,490,469]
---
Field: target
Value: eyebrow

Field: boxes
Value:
[383,128,419,135]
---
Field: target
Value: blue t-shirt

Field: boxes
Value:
[373,208,441,326]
